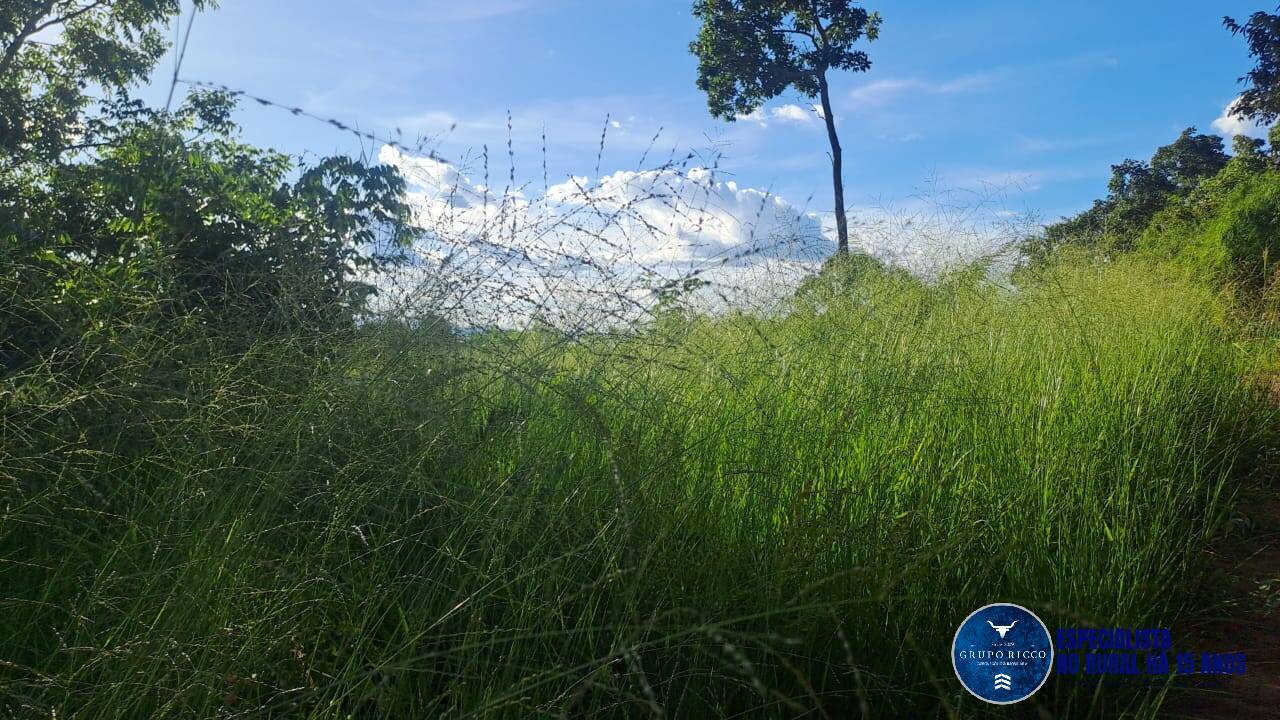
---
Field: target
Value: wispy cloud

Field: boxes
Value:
[938,164,1110,196]
[378,143,1028,328]
[846,52,1117,109]
[1011,134,1119,154]
[849,73,997,105]
[303,71,402,115]
[734,103,821,128]
[374,0,539,23]
[390,96,685,157]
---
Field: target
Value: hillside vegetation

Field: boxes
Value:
[1031,126,1280,293]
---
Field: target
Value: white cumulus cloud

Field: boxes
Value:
[735,104,822,127]
[735,108,768,127]
[376,145,832,328]
[1211,97,1267,139]
[770,104,817,124]
[372,145,1027,329]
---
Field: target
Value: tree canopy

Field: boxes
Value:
[0,0,421,375]
[1225,8,1280,125]
[690,0,879,119]
[1,1,216,164]
[690,0,880,254]
[1028,127,1228,260]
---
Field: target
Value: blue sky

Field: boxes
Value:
[141,0,1269,226]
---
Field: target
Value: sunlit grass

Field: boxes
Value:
[1,257,1271,717]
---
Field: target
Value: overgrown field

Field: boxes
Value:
[1,258,1274,717]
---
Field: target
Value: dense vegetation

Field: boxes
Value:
[1025,126,1280,288]
[4,2,1280,718]
[1026,8,1280,295]
[6,254,1273,717]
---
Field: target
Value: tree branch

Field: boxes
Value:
[809,6,830,47]
[30,0,111,36]
[0,0,59,79]
[773,27,817,43]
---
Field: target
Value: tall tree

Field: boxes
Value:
[1225,8,1280,125]
[0,0,212,164]
[689,0,880,254]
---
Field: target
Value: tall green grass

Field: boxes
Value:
[1,258,1271,717]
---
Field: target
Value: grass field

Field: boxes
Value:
[2,257,1274,717]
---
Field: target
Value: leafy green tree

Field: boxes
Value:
[1225,8,1280,125]
[1,93,418,372]
[1103,168,1173,247]
[1024,199,1111,266]
[0,0,420,375]
[689,0,880,254]
[1233,134,1267,170]
[1151,128,1229,192]
[1268,124,1280,163]
[1032,128,1227,257]
[1,1,212,164]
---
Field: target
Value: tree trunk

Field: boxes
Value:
[818,73,848,254]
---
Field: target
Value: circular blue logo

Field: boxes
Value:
[952,603,1054,705]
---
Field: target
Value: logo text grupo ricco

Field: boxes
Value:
[952,603,1054,705]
